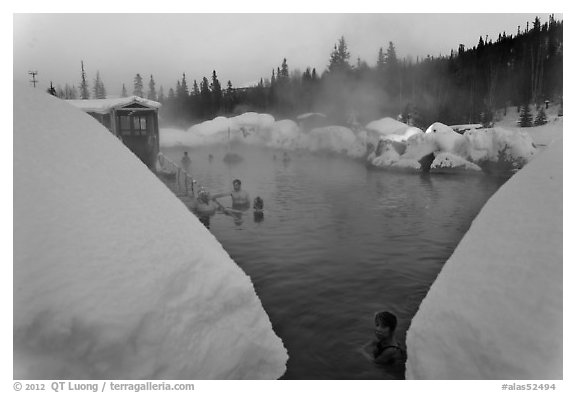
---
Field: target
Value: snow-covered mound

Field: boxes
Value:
[461,127,537,172]
[406,135,562,379]
[430,152,482,173]
[368,122,537,173]
[365,117,412,136]
[184,112,275,146]
[267,119,301,149]
[380,126,422,143]
[425,122,466,153]
[13,86,288,379]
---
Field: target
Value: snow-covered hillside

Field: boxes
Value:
[13,85,288,379]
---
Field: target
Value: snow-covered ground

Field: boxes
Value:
[13,85,288,379]
[406,113,563,379]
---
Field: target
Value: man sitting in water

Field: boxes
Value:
[212,179,250,208]
[363,311,405,365]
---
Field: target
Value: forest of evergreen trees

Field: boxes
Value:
[50,15,562,130]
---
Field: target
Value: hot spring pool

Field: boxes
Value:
[160,144,509,379]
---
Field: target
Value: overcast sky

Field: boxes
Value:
[13,13,559,96]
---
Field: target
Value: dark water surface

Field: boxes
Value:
[161,144,508,380]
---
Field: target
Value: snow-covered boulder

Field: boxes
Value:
[14,86,288,379]
[406,136,562,379]
[365,117,411,136]
[425,122,466,153]
[402,132,438,161]
[430,152,482,173]
[462,127,537,172]
[160,128,204,148]
[381,126,423,143]
[370,142,401,167]
[233,112,275,130]
[189,116,232,137]
[267,119,301,149]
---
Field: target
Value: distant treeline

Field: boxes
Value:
[50,15,562,129]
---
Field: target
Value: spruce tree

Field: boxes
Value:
[192,80,200,96]
[518,104,533,127]
[158,86,165,103]
[133,73,144,97]
[121,84,128,97]
[210,70,222,114]
[79,60,90,99]
[179,73,189,98]
[93,71,106,99]
[376,47,385,71]
[147,75,157,101]
[534,106,548,126]
[328,36,352,74]
[200,77,211,118]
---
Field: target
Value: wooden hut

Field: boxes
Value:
[67,96,161,169]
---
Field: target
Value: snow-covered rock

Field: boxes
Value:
[406,135,562,379]
[462,127,537,171]
[267,119,301,149]
[365,117,411,136]
[13,86,288,379]
[381,126,423,143]
[430,152,482,173]
[425,122,466,153]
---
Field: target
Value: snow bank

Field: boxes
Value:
[184,113,275,146]
[368,122,537,173]
[406,135,562,379]
[267,119,301,149]
[461,127,537,171]
[161,115,540,174]
[13,86,288,379]
[365,117,411,136]
[161,114,363,158]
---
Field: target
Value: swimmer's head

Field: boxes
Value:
[198,190,210,203]
[374,311,397,340]
[253,196,263,210]
[233,179,241,191]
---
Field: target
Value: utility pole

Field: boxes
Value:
[28,71,38,88]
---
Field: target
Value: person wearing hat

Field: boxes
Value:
[212,179,250,209]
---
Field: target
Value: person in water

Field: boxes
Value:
[193,189,219,216]
[181,151,191,168]
[364,311,404,365]
[212,179,250,208]
[253,196,264,223]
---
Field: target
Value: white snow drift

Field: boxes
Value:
[406,129,562,379]
[13,86,288,379]
[160,113,538,173]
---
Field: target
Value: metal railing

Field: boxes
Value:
[156,153,195,197]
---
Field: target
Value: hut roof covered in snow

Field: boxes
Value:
[66,96,161,114]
